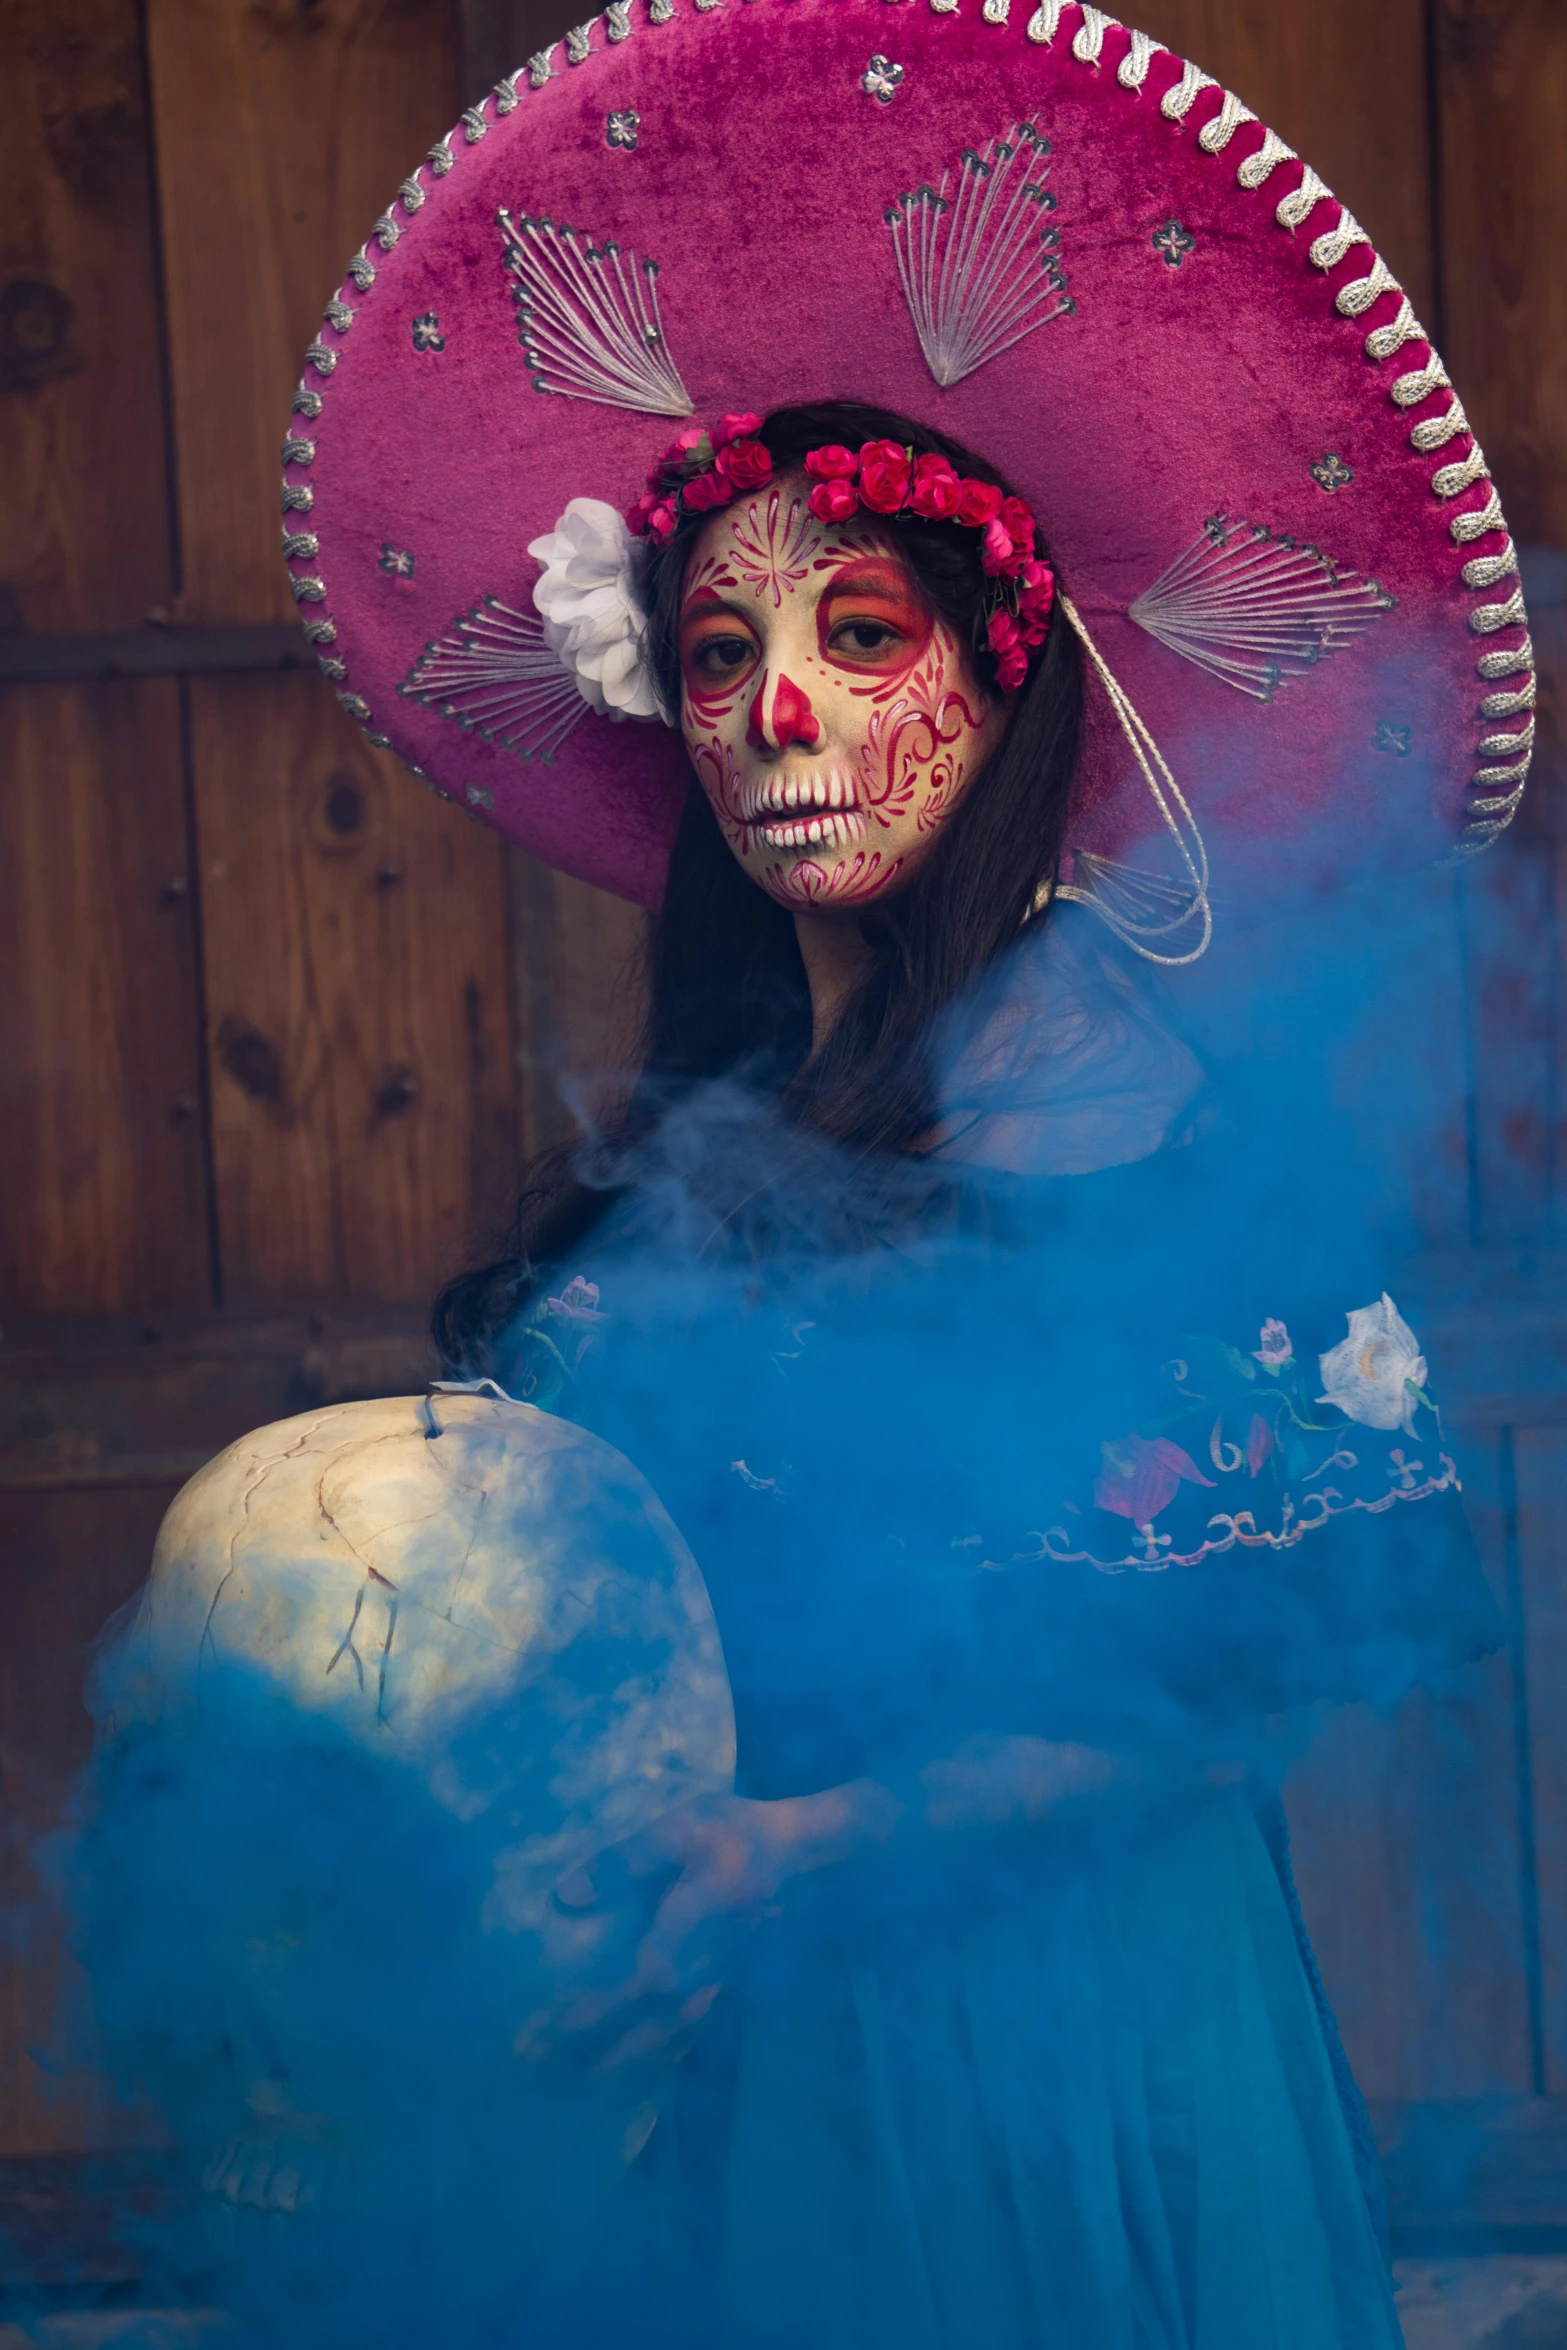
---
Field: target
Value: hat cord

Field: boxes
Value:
[1044,592,1213,968]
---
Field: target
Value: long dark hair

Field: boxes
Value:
[434,400,1083,1375]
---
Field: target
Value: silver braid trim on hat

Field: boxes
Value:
[1005,5,1529,853]
[1070,7,1113,64]
[1226,139,1525,850]
[1116,29,1154,89]
[1024,0,1067,41]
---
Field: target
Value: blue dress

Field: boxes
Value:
[523,928,1498,2350]
[612,1786,1401,2349]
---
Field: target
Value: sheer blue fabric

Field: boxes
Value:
[596,1788,1403,2350]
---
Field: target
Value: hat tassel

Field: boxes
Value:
[1043,591,1213,967]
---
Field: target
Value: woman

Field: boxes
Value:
[89,4,1530,2345]
[411,401,1495,2350]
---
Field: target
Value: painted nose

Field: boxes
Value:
[746,671,823,751]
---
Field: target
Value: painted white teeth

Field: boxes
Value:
[755,807,867,852]
[747,774,864,838]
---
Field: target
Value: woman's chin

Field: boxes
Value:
[755,846,906,912]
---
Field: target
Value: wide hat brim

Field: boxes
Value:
[284,0,1533,917]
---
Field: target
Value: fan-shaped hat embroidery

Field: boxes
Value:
[1128,519,1396,703]
[400,602,589,763]
[498,211,692,416]
[885,122,1072,389]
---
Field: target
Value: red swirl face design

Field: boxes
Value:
[678,480,1005,912]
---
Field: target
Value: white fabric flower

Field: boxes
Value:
[527,498,664,722]
[1317,1293,1429,1433]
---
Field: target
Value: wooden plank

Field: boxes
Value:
[461,0,580,87]
[1377,2096,1567,2242]
[0,0,174,632]
[141,0,527,1307]
[1437,0,1567,1248]
[1459,824,1558,1248]
[0,625,314,684]
[0,1305,437,1491]
[509,854,649,1163]
[0,682,210,1312]
[0,0,212,1314]
[144,0,461,627]
[1515,1423,1567,2094]
[452,12,653,1185]
[1286,1425,1532,2102]
[1436,0,1567,548]
[0,1484,176,2158]
[1121,0,1434,316]
[191,673,519,1303]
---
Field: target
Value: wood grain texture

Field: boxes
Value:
[0,1485,175,2157]
[0,0,174,632]
[0,682,211,1312]
[144,0,460,625]
[1437,0,1567,1248]
[1120,0,1434,317]
[461,0,574,88]
[1460,827,1559,1248]
[0,1305,437,1491]
[452,11,650,1197]
[1514,1422,1567,2094]
[1436,0,1567,547]
[1286,1430,1532,2101]
[1288,1679,1530,2101]
[509,852,649,1164]
[191,673,518,1302]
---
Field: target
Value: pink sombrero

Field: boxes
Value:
[280,0,1533,954]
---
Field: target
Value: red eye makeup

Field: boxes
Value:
[814,560,932,671]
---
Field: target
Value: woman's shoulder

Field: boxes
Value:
[933,907,1207,1179]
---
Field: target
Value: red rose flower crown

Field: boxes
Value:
[625,415,1054,693]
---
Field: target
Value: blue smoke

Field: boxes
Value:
[13,856,1529,2347]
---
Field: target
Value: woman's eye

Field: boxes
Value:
[689,635,756,678]
[830,618,903,658]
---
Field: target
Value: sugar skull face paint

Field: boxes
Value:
[678,481,1007,911]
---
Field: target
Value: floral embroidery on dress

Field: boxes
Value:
[1317,1292,1427,1432]
[1032,1293,1455,1574]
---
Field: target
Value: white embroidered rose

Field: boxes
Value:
[1317,1293,1429,1434]
[527,498,663,722]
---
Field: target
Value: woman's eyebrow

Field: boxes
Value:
[680,587,758,626]
[817,561,923,603]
